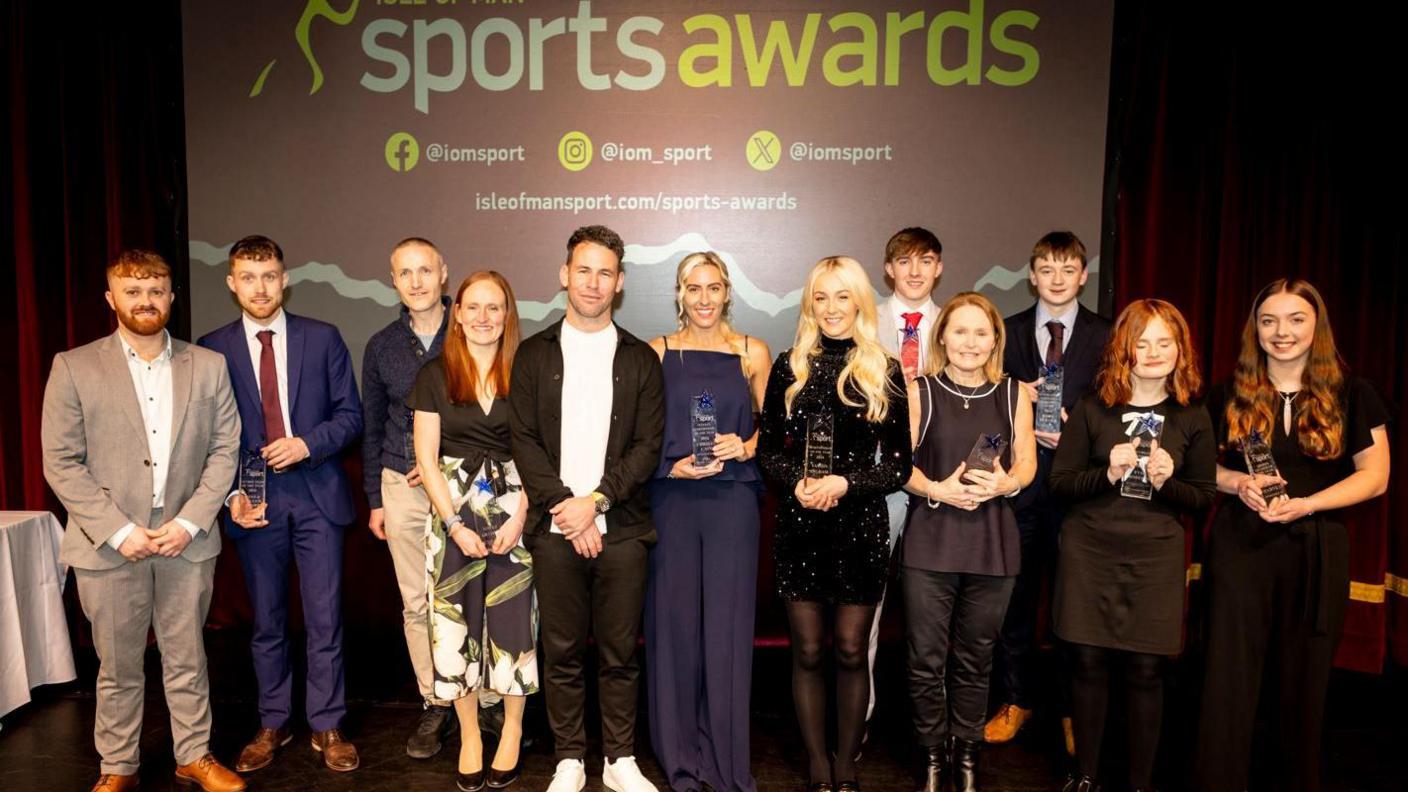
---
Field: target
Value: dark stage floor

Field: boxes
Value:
[1,627,1404,791]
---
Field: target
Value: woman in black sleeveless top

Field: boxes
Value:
[900,292,1036,792]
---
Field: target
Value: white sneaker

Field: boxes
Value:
[546,758,586,792]
[603,756,658,792]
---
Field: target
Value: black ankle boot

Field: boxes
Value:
[917,740,950,792]
[952,737,980,792]
[1060,773,1099,792]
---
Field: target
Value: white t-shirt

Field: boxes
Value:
[557,321,617,535]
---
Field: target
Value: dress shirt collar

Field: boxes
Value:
[1035,302,1078,335]
[117,329,173,363]
[242,308,288,342]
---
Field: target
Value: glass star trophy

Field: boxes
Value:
[804,411,834,479]
[463,460,513,542]
[691,390,719,467]
[965,433,1009,474]
[1035,363,1065,433]
[1241,429,1287,502]
[1120,411,1165,500]
[240,449,267,507]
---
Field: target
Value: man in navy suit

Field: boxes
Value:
[986,231,1112,750]
[197,235,364,774]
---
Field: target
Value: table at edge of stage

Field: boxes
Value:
[0,511,78,726]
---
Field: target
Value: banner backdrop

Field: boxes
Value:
[183,0,1114,370]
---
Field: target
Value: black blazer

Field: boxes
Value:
[508,319,665,543]
[1003,303,1112,511]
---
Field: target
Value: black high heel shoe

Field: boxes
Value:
[486,761,519,789]
[456,770,485,792]
[806,783,835,792]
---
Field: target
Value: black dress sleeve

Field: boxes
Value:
[1346,377,1392,456]
[842,362,911,498]
[1049,396,1116,502]
[1152,403,1217,513]
[758,351,802,492]
[407,358,443,414]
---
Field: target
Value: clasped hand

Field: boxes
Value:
[1107,441,1174,489]
[795,475,848,511]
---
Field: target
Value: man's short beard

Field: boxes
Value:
[118,308,168,336]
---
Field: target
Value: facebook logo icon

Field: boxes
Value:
[384,132,419,172]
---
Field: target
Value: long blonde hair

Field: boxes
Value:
[674,252,751,379]
[785,256,896,422]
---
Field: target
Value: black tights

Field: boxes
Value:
[786,600,875,784]
[1068,643,1164,789]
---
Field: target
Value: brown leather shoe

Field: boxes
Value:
[235,727,291,772]
[174,754,246,792]
[310,729,360,772]
[983,703,1033,743]
[90,775,139,792]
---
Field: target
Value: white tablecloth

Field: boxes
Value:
[0,511,77,720]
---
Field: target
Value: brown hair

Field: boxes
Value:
[1030,230,1087,269]
[1095,299,1201,407]
[1225,279,1345,459]
[884,227,942,263]
[107,249,171,281]
[442,271,520,406]
[228,235,284,271]
[925,291,1007,384]
[566,225,625,269]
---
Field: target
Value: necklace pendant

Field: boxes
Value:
[963,400,970,410]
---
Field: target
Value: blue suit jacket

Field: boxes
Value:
[198,312,363,534]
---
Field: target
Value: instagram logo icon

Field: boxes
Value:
[557,131,594,172]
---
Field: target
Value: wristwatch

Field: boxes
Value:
[443,514,464,532]
[591,491,612,514]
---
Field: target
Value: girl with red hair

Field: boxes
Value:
[1049,299,1217,792]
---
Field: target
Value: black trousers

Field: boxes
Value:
[1194,518,1349,792]
[531,532,650,761]
[903,567,1015,743]
[993,497,1063,709]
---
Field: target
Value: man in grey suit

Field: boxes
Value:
[41,250,246,792]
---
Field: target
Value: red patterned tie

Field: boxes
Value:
[901,312,923,382]
[256,330,287,442]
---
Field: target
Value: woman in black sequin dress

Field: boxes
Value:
[758,256,910,792]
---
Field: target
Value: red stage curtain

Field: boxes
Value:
[1106,4,1405,670]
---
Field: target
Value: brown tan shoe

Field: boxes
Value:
[90,775,140,792]
[174,754,246,792]
[235,727,291,772]
[310,728,360,772]
[983,703,1033,743]
[1062,716,1076,757]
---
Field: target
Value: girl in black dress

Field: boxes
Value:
[758,256,910,792]
[900,292,1036,792]
[1049,299,1216,792]
[1194,280,1390,792]
[412,272,536,792]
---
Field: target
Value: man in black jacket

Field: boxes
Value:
[509,225,664,792]
[987,231,1112,751]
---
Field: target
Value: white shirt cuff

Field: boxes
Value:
[174,517,202,538]
[107,522,136,550]
[224,490,244,508]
